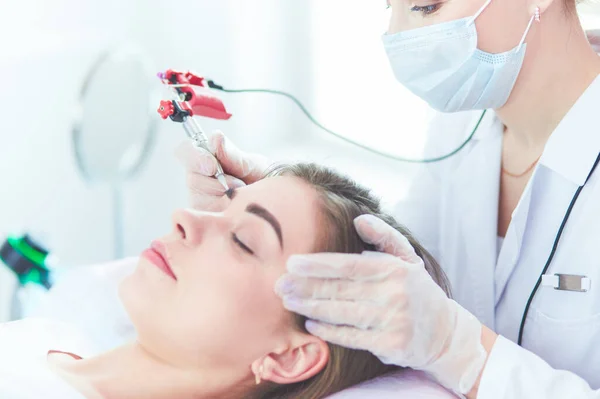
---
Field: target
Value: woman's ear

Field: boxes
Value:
[530,0,555,16]
[252,334,329,385]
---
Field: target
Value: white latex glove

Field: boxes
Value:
[174,131,271,209]
[275,214,487,395]
[587,29,600,54]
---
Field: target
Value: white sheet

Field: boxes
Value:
[35,258,458,398]
[0,318,97,399]
[31,257,138,351]
[0,318,457,399]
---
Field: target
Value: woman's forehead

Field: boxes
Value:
[243,175,312,201]
[242,176,321,253]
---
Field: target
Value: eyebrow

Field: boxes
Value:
[246,204,283,250]
[226,188,284,250]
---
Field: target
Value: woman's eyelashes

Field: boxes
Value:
[410,2,441,16]
[232,233,254,255]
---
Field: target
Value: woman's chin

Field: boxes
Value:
[118,273,140,319]
[119,266,159,322]
[124,258,171,291]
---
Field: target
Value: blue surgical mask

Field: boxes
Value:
[382,0,536,112]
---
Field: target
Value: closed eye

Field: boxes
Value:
[410,3,441,16]
[232,233,254,255]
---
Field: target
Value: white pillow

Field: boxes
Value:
[328,370,458,399]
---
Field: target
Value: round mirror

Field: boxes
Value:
[72,44,158,258]
[73,45,157,183]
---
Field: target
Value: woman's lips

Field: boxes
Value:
[141,241,177,281]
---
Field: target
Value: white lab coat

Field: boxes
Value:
[392,74,600,398]
[36,76,600,398]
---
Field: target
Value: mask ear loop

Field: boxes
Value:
[516,7,539,51]
[469,0,494,24]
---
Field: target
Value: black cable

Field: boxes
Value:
[517,153,600,346]
[209,82,600,346]
[206,80,485,164]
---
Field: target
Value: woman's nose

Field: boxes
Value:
[171,208,225,245]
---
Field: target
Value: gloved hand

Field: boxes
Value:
[275,214,487,395]
[174,131,271,209]
[587,29,600,53]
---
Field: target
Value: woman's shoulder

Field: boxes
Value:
[0,318,95,398]
[327,370,458,399]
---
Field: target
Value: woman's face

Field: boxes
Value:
[386,0,537,54]
[119,176,325,377]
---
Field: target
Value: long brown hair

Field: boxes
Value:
[250,163,450,399]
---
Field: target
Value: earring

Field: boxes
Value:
[255,365,264,385]
[534,7,541,22]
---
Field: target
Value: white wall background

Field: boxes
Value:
[0,0,311,317]
[0,1,424,265]
[1,0,599,319]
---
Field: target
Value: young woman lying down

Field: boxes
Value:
[0,163,454,399]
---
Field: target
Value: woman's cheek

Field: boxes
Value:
[388,6,405,34]
[230,271,287,332]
